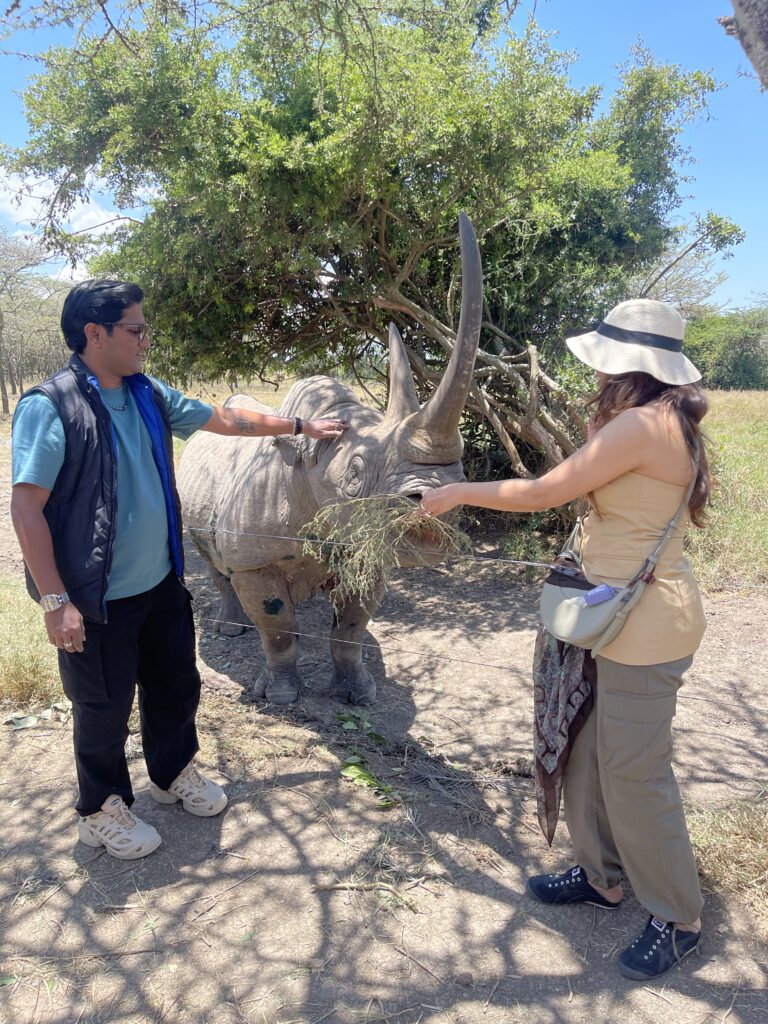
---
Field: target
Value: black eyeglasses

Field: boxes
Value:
[100,322,151,342]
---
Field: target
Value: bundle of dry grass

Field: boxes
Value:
[302,494,470,612]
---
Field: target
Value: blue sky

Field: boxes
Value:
[0,1,765,307]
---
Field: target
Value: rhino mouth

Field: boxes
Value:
[391,489,462,565]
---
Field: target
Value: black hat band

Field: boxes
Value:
[596,321,683,353]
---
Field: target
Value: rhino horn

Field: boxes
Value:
[402,213,483,461]
[382,322,421,426]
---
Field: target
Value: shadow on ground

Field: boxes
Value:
[0,548,766,1022]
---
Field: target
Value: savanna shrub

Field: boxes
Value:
[686,308,768,389]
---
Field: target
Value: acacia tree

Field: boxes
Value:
[0,229,52,413]
[2,277,70,394]
[631,212,745,319]
[2,1,741,472]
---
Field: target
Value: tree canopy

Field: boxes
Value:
[2,0,743,471]
[686,305,768,389]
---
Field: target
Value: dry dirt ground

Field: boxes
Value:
[0,432,766,1024]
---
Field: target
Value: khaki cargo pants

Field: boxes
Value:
[562,654,703,924]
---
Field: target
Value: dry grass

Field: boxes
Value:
[686,390,768,590]
[0,577,60,707]
[302,494,471,613]
[689,787,768,937]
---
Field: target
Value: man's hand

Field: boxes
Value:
[203,406,348,439]
[45,602,86,653]
[302,418,348,439]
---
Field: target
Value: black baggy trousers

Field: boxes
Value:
[58,572,201,817]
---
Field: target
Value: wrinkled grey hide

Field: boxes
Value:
[178,213,483,705]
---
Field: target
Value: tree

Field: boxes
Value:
[719,1,768,89]
[685,306,768,389]
[631,212,745,319]
[2,276,70,395]
[0,228,59,414]
[2,2,741,473]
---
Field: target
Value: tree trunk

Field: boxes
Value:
[0,363,9,415]
[0,312,9,415]
[722,1,768,88]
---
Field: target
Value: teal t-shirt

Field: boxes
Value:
[12,378,213,601]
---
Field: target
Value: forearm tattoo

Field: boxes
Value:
[233,415,269,435]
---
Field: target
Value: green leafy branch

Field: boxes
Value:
[340,754,402,809]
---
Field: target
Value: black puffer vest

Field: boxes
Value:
[17,355,184,622]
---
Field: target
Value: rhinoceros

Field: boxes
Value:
[178,213,482,706]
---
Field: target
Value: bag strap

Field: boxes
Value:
[628,445,700,586]
[590,447,701,655]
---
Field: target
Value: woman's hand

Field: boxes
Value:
[420,483,464,518]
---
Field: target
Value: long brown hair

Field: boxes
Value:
[586,372,712,527]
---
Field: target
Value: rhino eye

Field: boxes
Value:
[344,455,367,497]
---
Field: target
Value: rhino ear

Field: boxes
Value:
[381,322,420,428]
[273,434,324,468]
[273,434,310,467]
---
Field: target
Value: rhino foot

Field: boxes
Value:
[329,664,377,706]
[219,619,246,638]
[252,665,301,705]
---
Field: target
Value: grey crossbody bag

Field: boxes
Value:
[539,453,699,655]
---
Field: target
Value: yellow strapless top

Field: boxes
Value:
[579,471,706,665]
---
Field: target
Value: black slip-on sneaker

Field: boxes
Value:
[525,865,623,910]
[618,915,701,980]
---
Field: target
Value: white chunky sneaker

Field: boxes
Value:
[78,795,162,860]
[149,762,228,817]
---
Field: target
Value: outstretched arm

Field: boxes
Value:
[421,409,648,517]
[202,407,348,440]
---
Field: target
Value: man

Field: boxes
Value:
[11,279,347,860]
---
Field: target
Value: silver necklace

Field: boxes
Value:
[104,383,129,412]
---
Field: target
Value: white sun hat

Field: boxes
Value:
[566,298,701,386]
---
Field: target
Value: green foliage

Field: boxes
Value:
[633,212,745,319]
[340,753,401,808]
[2,2,741,475]
[5,9,722,363]
[337,708,386,744]
[685,307,768,390]
[501,508,566,566]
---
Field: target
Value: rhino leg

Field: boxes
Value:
[208,566,251,637]
[230,568,301,705]
[328,582,385,706]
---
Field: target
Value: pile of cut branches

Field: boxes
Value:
[302,494,470,612]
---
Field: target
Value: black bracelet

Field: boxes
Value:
[293,416,303,436]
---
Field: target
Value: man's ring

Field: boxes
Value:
[64,641,74,649]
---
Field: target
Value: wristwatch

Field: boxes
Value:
[39,592,70,613]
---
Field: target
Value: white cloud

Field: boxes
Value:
[0,173,140,279]
[0,172,127,237]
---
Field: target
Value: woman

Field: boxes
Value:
[420,298,710,981]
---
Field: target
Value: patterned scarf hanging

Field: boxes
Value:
[532,625,596,844]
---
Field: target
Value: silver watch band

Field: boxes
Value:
[39,592,70,613]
